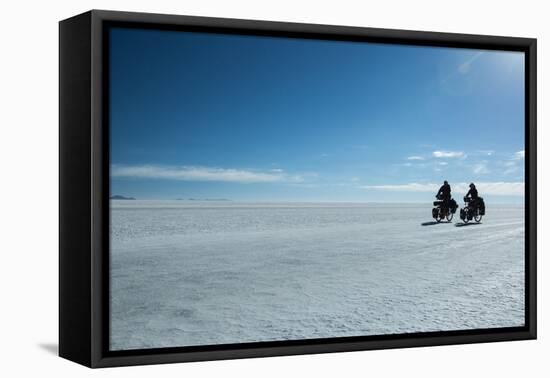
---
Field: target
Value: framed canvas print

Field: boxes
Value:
[59,10,536,368]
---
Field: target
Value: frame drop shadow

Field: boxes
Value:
[37,343,58,355]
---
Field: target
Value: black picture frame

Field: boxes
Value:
[59,9,537,368]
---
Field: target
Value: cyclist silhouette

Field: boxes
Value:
[436,180,451,203]
[465,182,479,207]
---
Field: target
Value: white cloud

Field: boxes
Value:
[513,150,525,160]
[361,182,524,196]
[407,156,424,161]
[362,183,439,192]
[468,182,524,196]
[438,162,448,166]
[111,165,304,183]
[433,150,465,158]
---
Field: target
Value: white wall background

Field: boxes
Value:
[0,0,546,376]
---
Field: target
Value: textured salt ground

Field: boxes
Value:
[109,202,525,350]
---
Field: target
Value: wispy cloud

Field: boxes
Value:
[111,165,305,183]
[361,182,524,196]
[477,150,494,156]
[503,168,518,176]
[501,150,525,176]
[433,150,465,158]
[473,161,490,175]
[407,156,425,161]
[503,161,519,175]
[458,52,484,74]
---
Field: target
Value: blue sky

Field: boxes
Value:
[109,27,525,203]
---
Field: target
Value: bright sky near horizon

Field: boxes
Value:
[109,27,525,203]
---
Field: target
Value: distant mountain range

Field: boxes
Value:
[110,195,136,200]
[109,195,233,201]
[176,198,231,201]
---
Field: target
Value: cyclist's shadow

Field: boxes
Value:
[455,222,482,227]
[421,221,452,226]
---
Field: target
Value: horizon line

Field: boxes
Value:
[110,198,525,205]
